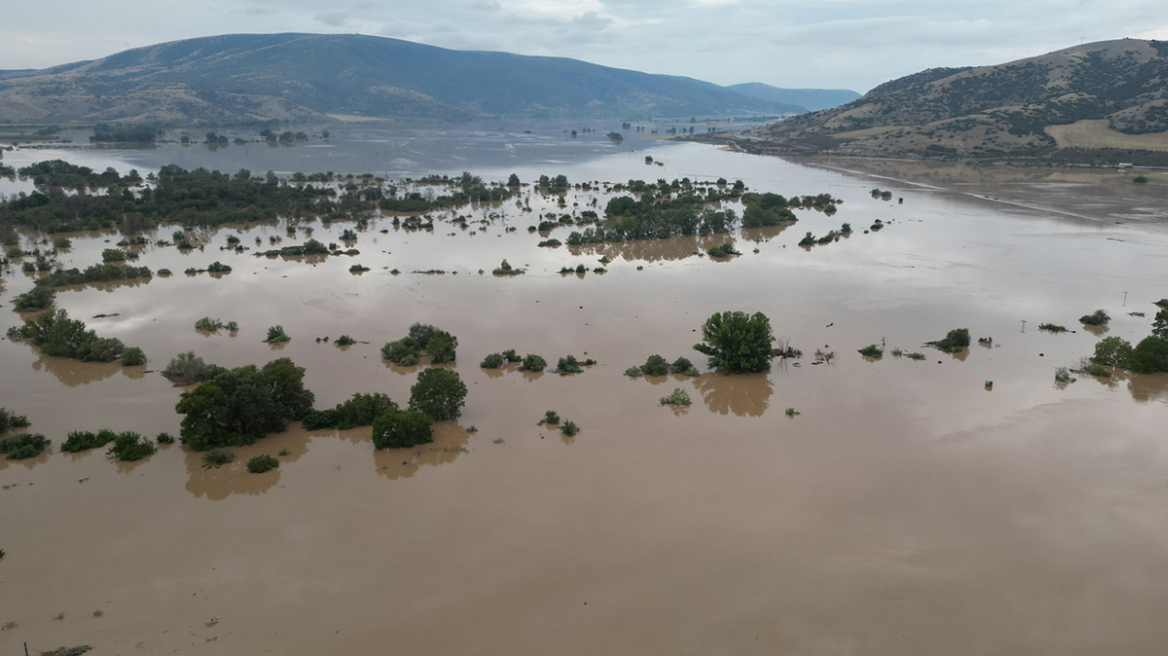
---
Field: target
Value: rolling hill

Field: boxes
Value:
[0,33,810,125]
[749,39,1168,160]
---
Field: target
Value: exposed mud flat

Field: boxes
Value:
[2,138,1168,654]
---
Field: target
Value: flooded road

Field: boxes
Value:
[2,133,1168,654]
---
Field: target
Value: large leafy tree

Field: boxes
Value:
[409,368,468,420]
[693,311,774,374]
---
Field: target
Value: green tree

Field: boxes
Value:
[1130,336,1168,374]
[1093,336,1133,367]
[1152,308,1168,340]
[409,368,468,420]
[693,311,774,373]
[425,331,458,363]
[372,408,434,449]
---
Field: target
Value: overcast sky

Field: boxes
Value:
[2,0,1167,92]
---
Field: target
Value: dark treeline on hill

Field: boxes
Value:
[0,161,510,233]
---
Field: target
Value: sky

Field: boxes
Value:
[2,0,1167,93]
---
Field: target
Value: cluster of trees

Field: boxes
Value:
[567,207,738,243]
[0,433,50,460]
[12,309,140,364]
[0,407,30,432]
[381,323,458,366]
[34,263,152,288]
[1091,309,1168,374]
[175,358,316,451]
[90,123,159,143]
[625,354,699,377]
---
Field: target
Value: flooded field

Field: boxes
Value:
[2,131,1168,655]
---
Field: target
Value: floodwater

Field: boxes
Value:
[2,128,1168,655]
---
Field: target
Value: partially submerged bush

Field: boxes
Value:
[265,325,291,343]
[1055,367,1074,383]
[372,408,433,449]
[501,349,521,363]
[156,432,176,445]
[0,433,50,460]
[195,317,225,331]
[519,353,547,372]
[382,324,457,364]
[935,328,970,353]
[480,352,505,368]
[660,388,692,406]
[16,309,126,362]
[906,352,926,361]
[1039,323,1067,333]
[120,346,147,366]
[670,357,698,375]
[247,454,279,473]
[493,259,525,275]
[13,287,55,312]
[1080,309,1110,326]
[538,410,561,425]
[859,344,884,358]
[107,431,156,462]
[640,354,670,377]
[61,428,117,453]
[624,366,642,377]
[556,355,584,374]
[163,351,226,384]
[0,408,30,432]
[101,248,127,262]
[1130,336,1168,374]
[334,335,356,346]
[202,449,235,468]
[382,339,420,366]
[409,368,468,420]
[707,244,740,258]
[560,420,580,437]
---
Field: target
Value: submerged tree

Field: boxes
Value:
[693,311,774,374]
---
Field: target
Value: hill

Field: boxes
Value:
[747,39,1168,161]
[0,33,804,125]
[726,84,859,112]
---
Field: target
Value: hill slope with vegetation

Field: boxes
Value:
[748,39,1168,161]
[726,84,860,112]
[0,33,803,125]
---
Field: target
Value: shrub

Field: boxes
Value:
[1055,367,1073,383]
[891,348,904,357]
[349,264,370,273]
[660,388,692,406]
[480,353,505,368]
[1152,308,1168,339]
[936,328,970,352]
[53,237,72,249]
[560,420,579,437]
[175,358,314,451]
[13,287,55,312]
[0,408,30,432]
[1080,309,1110,326]
[382,339,420,365]
[1130,336,1168,374]
[859,344,884,358]
[163,351,226,383]
[226,321,239,332]
[493,259,525,275]
[624,366,642,376]
[798,232,816,246]
[156,432,176,444]
[907,352,926,361]
[409,368,468,420]
[707,244,740,258]
[1087,363,1111,377]
[335,335,356,346]
[158,268,172,276]
[670,357,697,375]
[101,248,127,262]
[120,347,147,366]
[1133,175,1149,183]
[519,354,547,372]
[303,393,398,430]
[1093,336,1133,368]
[693,311,773,374]
[538,410,561,425]
[206,261,231,273]
[641,354,670,376]
[557,355,583,374]
[107,431,156,461]
[1038,323,1067,333]
[195,317,224,331]
[785,407,800,417]
[501,349,521,363]
[61,429,117,453]
[247,454,280,473]
[0,433,50,460]
[265,325,291,343]
[371,408,434,449]
[202,449,235,468]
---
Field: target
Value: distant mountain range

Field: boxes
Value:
[726,84,859,112]
[0,33,855,125]
[749,39,1168,160]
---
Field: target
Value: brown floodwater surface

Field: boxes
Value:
[2,139,1168,654]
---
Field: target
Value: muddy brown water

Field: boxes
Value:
[2,140,1168,654]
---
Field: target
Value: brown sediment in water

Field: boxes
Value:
[2,146,1168,654]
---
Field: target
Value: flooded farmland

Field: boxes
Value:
[2,126,1168,655]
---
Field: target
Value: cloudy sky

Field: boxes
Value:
[2,0,1167,92]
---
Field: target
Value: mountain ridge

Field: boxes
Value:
[0,33,826,125]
